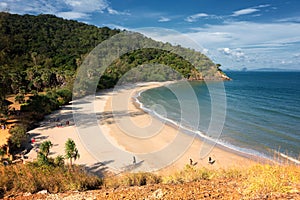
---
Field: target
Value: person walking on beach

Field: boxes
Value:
[133,156,136,165]
[208,157,215,165]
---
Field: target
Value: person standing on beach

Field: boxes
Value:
[133,156,136,165]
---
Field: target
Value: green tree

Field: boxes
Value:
[39,140,53,158]
[64,138,80,166]
[54,155,65,167]
[8,125,27,149]
[37,152,49,166]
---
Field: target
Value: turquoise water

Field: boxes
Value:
[138,71,300,162]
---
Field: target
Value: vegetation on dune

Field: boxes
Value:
[0,163,102,196]
[0,163,298,198]
[0,138,98,197]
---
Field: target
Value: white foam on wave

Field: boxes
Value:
[134,91,274,160]
[279,153,300,165]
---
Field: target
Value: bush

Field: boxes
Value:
[21,94,59,115]
[104,172,161,188]
[56,88,72,105]
[0,163,102,196]
[8,125,27,150]
[54,155,65,167]
[242,164,300,198]
[162,165,212,184]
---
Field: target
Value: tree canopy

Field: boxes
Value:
[0,12,226,97]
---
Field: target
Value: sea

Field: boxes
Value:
[136,71,300,163]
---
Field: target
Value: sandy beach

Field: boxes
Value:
[25,82,259,175]
[102,82,258,174]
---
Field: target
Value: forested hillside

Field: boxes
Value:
[0,12,226,97]
[0,12,119,95]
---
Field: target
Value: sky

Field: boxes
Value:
[1,0,300,70]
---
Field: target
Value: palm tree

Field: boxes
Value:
[64,138,80,166]
[39,140,53,158]
[54,155,65,167]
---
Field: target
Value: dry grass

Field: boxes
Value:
[0,163,102,196]
[242,164,300,198]
[162,164,212,184]
[161,164,299,198]
[104,172,161,188]
[0,162,299,199]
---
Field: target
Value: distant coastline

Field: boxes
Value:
[225,68,300,72]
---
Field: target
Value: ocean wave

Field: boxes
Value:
[278,153,300,165]
[134,91,272,161]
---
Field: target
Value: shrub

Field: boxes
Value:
[21,94,59,115]
[104,172,161,188]
[8,125,27,150]
[56,88,72,105]
[54,155,65,167]
[242,164,300,198]
[162,165,212,184]
[0,163,102,196]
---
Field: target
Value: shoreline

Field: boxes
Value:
[101,82,261,173]
[24,81,276,175]
[133,81,300,166]
[133,82,272,162]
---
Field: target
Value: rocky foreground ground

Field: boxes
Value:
[5,179,300,200]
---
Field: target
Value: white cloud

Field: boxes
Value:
[107,7,130,15]
[57,11,90,19]
[231,4,271,17]
[185,13,210,22]
[257,4,271,8]
[219,47,231,55]
[201,48,209,54]
[158,17,171,22]
[103,23,129,30]
[139,21,300,69]
[64,0,108,12]
[0,2,8,9]
[191,22,300,69]
[231,8,259,17]
[218,48,246,61]
[277,17,300,23]
[0,0,128,19]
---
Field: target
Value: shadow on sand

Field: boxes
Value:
[82,160,114,177]
[121,160,145,173]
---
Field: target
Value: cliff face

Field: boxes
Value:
[188,67,230,81]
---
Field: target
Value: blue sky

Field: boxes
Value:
[1,0,300,70]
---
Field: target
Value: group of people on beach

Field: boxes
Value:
[56,120,70,128]
[48,118,70,128]
[56,121,70,128]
